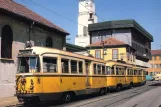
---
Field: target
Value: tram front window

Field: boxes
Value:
[18,57,39,73]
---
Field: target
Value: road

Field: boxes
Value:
[6,81,161,107]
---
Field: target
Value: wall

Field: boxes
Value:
[0,13,66,98]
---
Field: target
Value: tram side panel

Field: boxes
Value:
[126,69,133,86]
[90,63,107,92]
[106,76,117,89]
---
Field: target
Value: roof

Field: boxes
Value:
[0,0,69,35]
[151,50,161,55]
[88,19,153,41]
[66,43,86,52]
[87,37,127,48]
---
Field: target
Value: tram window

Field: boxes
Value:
[97,65,101,74]
[130,70,133,75]
[71,60,77,73]
[61,59,69,73]
[119,68,122,75]
[18,57,40,73]
[102,65,105,75]
[106,66,111,75]
[127,69,130,75]
[129,69,131,75]
[130,69,132,75]
[111,67,115,75]
[122,68,125,75]
[18,57,29,73]
[116,68,119,75]
[94,64,97,74]
[138,70,141,75]
[43,58,57,73]
[134,70,137,75]
[79,61,83,74]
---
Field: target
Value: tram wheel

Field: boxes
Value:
[130,83,133,88]
[61,92,72,102]
[99,88,106,95]
[116,86,121,92]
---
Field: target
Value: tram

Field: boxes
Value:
[15,46,146,103]
[15,46,107,103]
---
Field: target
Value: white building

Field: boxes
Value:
[75,0,97,47]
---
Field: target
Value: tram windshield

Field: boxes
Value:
[18,57,40,73]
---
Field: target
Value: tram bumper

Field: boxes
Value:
[15,93,62,102]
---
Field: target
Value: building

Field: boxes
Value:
[147,50,161,76]
[88,19,153,68]
[0,0,69,98]
[75,0,97,47]
[86,37,135,65]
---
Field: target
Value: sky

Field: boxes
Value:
[14,0,161,50]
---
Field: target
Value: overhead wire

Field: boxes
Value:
[29,0,86,27]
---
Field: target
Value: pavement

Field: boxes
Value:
[116,85,161,107]
[0,97,18,107]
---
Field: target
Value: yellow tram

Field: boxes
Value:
[15,46,107,103]
[105,61,146,91]
[15,46,146,103]
[105,61,133,91]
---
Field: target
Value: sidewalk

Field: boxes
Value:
[116,86,161,107]
[0,97,19,107]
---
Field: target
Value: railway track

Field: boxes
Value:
[57,81,159,107]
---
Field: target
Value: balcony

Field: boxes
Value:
[135,59,151,68]
[135,50,151,60]
[132,41,150,51]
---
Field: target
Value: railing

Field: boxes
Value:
[135,59,151,68]
[135,51,151,59]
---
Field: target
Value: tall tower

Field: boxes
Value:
[75,0,97,47]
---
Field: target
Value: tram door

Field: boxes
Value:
[86,61,91,89]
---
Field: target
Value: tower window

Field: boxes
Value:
[1,25,13,59]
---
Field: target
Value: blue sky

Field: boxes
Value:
[14,0,161,49]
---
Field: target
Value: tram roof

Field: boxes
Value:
[105,60,133,67]
[25,46,105,63]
